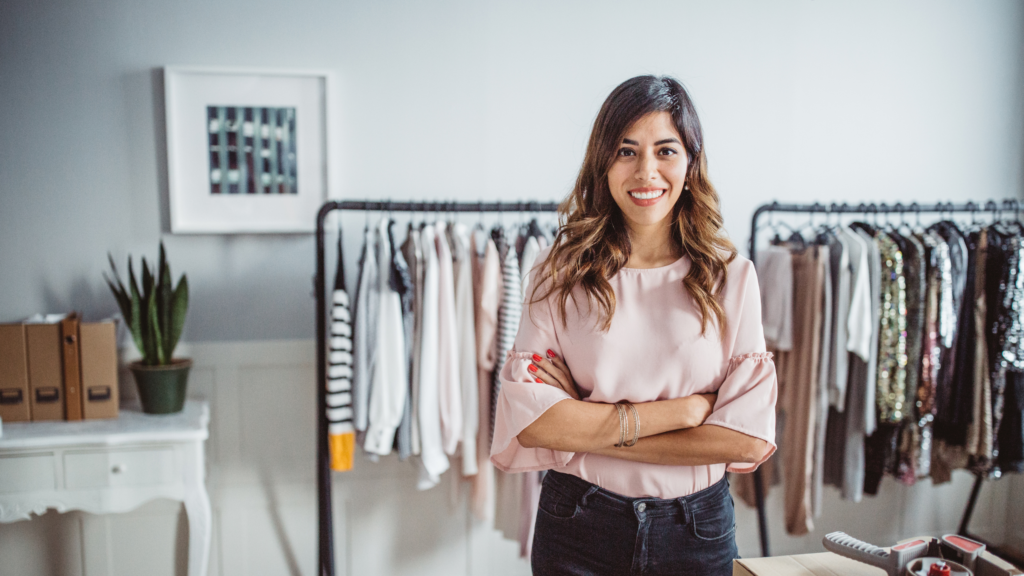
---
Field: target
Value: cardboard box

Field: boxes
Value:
[0,323,31,422]
[734,550,1021,576]
[25,321,64,421]
[79,320,119,419]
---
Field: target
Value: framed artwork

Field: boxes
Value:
[164,67,337,233]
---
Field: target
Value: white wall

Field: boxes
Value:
[2,1,1024,574]
[2,0,1022,340]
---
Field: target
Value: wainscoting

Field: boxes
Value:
[0,339,1017,576]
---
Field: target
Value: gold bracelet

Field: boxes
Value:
[614,403,626,447]
[626,402,640,447]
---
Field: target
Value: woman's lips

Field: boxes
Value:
[627,188,666,207]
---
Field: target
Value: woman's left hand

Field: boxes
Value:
[528,349,581,400]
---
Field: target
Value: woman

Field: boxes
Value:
[490,75,777,575]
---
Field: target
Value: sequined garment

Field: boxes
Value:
[875,232,908,423]
[900,232,927,409]
[986,227,1024,469]
[895,231,926,484]
[913,231,946,478]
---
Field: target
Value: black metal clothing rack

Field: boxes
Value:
[748,198,1022,563]
[315,200,560,576]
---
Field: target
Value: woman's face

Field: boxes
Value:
[606,110,688,232]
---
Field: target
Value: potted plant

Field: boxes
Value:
[104,242,190,414]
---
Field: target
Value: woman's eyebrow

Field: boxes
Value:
[620,137,681,146]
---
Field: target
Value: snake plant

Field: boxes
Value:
[104,242,189,366]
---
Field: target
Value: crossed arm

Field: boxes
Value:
[516,351,772,467]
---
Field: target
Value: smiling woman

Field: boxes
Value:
[489,76,778,576]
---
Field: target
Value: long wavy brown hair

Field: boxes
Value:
[530,75,737,338]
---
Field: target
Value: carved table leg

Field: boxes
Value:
[182,441,211,576]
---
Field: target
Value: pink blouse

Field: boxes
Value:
[490,246,778,499]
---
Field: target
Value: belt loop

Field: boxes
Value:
[580,486,600,507]
[675,497,691,526]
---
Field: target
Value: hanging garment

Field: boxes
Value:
[491,227,522,440]
[863,230,908,495]
[941,229,983,447]
[756,244,795,351]
[364,219,409,456]
[898,231,927,417]
[999,371,1024,473]
[328,232,356,471]
[985,225,1024,473]
[519,471,541,559]
[401,225,425,456]
[913,229,946,480]
[893,229,926,485]
[778,245,825,535]
[520,236,541,304]
[823,227,870,490]
[352,226,379,437]
[811,241,832,519]
[417,224,450,489]
[389,221,416,461]
[826,232,852,410]
[492,227,525,544]
[967,228,993,469]
[471,230,502,521]
[875,231,909,425]
[839,226,882,502]
[843,229,873,369]
[930,222,969,433]
[435,222,463,456]
[451,223,480,476]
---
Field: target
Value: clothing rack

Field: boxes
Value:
[748,198,1023,562]
[314,200,559,576]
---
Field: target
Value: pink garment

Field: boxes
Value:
[435,222,463,455]
[490,246,778,499]
[471,232,501,521]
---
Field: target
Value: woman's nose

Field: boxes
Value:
[634,153,657,181]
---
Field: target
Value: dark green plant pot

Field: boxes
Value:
[129,358,192,414]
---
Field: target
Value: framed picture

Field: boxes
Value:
[164,67,337,233]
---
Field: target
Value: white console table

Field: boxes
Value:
[0,400,211,576]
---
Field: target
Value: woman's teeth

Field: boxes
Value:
[629,190,665,200]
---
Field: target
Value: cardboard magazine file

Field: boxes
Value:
[25,318,65,421]
[0,323,32,422]
[78,320,118,419]
[61,313,83,420]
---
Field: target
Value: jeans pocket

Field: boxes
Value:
[537,478,580,520]
[690,494,736,542]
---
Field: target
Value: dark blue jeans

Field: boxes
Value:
[531,471,739,576]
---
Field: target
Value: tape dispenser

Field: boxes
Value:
[823,532,1014,576]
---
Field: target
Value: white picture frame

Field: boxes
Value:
[164,66,337,234]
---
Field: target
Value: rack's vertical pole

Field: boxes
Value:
[958,472,985,536]
[749,204,771,558]
[316,202,336,576]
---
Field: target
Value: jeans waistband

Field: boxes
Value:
[544,470,730,518]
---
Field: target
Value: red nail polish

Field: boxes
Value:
[528,364,537,373]
[547,349,556,358]
[532,353,543,363]
[535,378,543,383]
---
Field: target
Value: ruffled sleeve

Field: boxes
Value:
[703,258,779,473]
[490,247,575,473]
